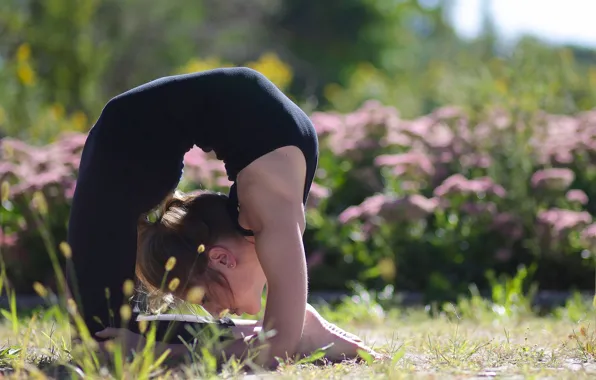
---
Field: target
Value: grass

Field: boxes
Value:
[1,297,596,379]
[2,192,596,378]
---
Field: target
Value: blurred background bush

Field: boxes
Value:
[1,0,596,303]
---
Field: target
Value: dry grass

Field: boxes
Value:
[1,305,596,379]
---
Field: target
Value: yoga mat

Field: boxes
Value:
[134,313,236,344]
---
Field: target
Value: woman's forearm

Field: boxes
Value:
[253,221,308,368]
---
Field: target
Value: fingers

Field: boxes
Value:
[95,327,121,339]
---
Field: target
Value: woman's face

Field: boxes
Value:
[198,237,266,318]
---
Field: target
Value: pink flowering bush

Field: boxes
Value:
[3,101,596,298]
[305,102,596,297]
[0,133,86,290]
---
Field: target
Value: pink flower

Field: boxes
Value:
[0,227,17,247]
[216,176,233,188]
[537,208,592,234]
[53,132,87,155]
[306,182,331,209]
[374,152,435,178]
[310,112,344,137]
[384,129,412,147]
[311,102,400,160]
[580,223,596,250]
[183,146,209,167]
[64,182,77,199]
[307,250,325,269]
[434,174,507,198]
[430,106,465,121]
[459,153,492,169]
[378,194,439,222]
[338,193,438,225]
[357,194,388,219]
[531,168,575,191]
[358,100,399,136]
[337,194,388,225]
[534,114,581,165]
[491,213,524,240]
[565,189,588,205]
[494,248,513,262]
[183,147,232,189]
[338,205,363,225]
[460,201,497,217]
[0,162,17,182]
[1,138,35,161]
[11,165,72,196]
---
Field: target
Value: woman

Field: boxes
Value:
[94,189,379,362]
[68,67,378,366]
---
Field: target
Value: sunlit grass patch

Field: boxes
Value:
[2,298,596,379]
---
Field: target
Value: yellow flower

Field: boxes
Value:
[494,79,508,95]
[32,191,48,216]
[197,244,205,254]
[186,286,205,304]
[138,320,148,334]
[377,257,396,282]
[324,83,342,102]
[33,282,48,298]
[177,57,233,75]
[246,52,293,91]
[1,181,9,203]
[123,279,135,297]
[50,104,65,120]
[103,341,115,353]
[120,304,132,321]
[67,298,78,315]
[17,63,36,86]
[59,242,72,259]
[218,309,230,319]
[71,111,88,131]
[16,44,31,62]
[2,142,13,159]
[168,277,180,292]
[165,256,177,272]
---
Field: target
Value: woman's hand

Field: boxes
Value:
[94,328,189,360]
[95,327,148,356]
[297,304,385,362]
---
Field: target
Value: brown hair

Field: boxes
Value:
[136,190,242,312]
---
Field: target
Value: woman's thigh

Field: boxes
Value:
[67,123,185,335]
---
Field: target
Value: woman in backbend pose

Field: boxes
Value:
[68,67,380,366]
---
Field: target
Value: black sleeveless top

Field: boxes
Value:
[104,67,319,234]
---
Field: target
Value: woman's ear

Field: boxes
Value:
[208,246,237,269]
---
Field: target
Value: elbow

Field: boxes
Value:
[258,199,306,237]
[267,324,303,363]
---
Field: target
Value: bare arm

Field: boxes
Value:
[143,147,309,367]
[97,304,382,364]
[235,146,309,368]
[252,211,308,366]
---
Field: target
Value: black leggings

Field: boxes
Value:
[66,117,233,343]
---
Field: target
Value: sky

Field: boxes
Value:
[450,0,596,47]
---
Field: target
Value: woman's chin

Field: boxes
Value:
[244,304,262,316]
